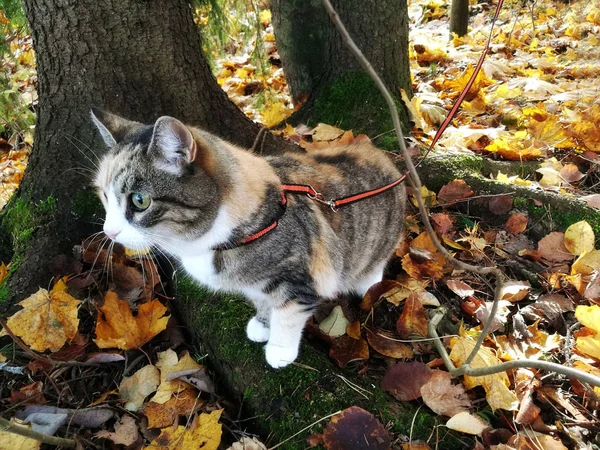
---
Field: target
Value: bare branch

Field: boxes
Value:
[0,417,77,448]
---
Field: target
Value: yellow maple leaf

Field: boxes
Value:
[0,287,80,352]
[0,419,41,450]
[149,410,223,450]
[450,334,519,411]
[119,364,160,412]
[574,305,600,360]
[442,64,494,99]
[261,103,292,128]
[94,291,169,350]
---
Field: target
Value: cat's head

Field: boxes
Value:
[91,109,221,251]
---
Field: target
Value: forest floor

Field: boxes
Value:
[1,0,600,449]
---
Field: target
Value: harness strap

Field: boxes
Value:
[214,175,406,250]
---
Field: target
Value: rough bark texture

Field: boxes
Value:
[270,0,412,140]
[450,0,469,37]
[0,0,289,309]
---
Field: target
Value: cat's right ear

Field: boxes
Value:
[90,107,141,148]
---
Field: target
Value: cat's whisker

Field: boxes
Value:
[149,245,178,287]
[61,132,102,162]
[87,236,109,277]
[60,166,96,179]
[63,134,100,171]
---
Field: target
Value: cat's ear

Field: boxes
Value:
[90,107,141,148]
[149,116,197,175]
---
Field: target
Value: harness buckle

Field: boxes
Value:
[308,191,338,212]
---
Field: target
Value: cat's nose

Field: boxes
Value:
[104,230,120,240]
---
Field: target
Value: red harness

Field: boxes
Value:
[213,174,407,250]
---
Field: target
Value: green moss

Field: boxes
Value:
[0,194,57,303]
[176,278,466,449]
[309,72,409,150]
[71,189,103,219]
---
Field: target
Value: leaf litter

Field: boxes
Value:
[3,0,600,448]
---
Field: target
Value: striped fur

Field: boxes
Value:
[92,110,406,368]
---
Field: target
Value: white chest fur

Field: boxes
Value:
[180,251,223,291]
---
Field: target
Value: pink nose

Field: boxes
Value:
[104,230,119,240]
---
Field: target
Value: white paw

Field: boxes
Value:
[265,343,298,369]
[246,316,270,342]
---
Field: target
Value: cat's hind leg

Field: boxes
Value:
[265,300,314,368]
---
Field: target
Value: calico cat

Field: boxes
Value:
[91,109,406,368]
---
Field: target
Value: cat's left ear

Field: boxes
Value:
[90,107,141,148]
[150,116,197,175]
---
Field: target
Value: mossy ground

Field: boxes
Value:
[176,277,466,449]
[295,71,409,151]
[0,194,57,304]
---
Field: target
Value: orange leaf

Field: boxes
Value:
[504,212,528,234]
[396,293,428,339]
[329,336,369,368]
[438,180,474,205]
[366,329,413,359]
[94,291,169,350]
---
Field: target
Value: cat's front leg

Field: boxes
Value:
[265,300,313,369]
[245,296,271,342]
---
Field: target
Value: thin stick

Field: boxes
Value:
[321,0,600,389]
[268,410,341,450]
[0,417,77,448]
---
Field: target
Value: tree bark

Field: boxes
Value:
[450,0,470,37]
[270,0,412,138]
[0,0,290,308]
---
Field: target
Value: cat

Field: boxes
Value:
[91,109,406,368]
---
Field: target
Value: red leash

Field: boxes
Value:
[215,0,504,250]
[213,176,406,250]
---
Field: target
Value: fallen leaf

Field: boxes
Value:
[119,364,160,412]
[446,411,490,436]
[431,212,455,237]
[583,194,600,209]
[564,220,595,255]
[96,414,139,446]
[94,291,169,350]
[504,213,528,234]
[329,336,369,368]
[381,362,432,401]
[366,329,413,359]
[537,232,574,262]
[0,419,41,450]
[507,432,567,450]
[322,407,390,450]
[438,180,474,205]
[346,321,362,339]
[396,293,429,338]
[450,334,519,411]
[227,437,267,450]
[499,280,531,302]
[488,195,513,215]
[447,280,475,298]
[360,280,406,309]
[144,389,203,429]
[319,305,350,338]
[312,123,345,141]
[0,287,80,352]
[149,409,222,450]
[560,164,585,183]
[420,370,471,416]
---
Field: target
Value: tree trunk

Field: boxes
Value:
[450,0,469,37]
[0,0,290,308]
[271,0,412,142]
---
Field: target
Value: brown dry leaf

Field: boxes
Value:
[381,362,432,401]
[571,361,600,396]
[149,409,222,450]
[10,381,45,406]
[329,336,369,368]
[450,334,519,411]
[366,329,413,359]
[504,213,528,234]
[0,286,80,352]
[396,293,428,339]
[322,407,390,450]
[119,364,160,412]
[401,443,431,450]
[144,389,204,429]
[420,370,471,416]
[94,291,169,350]
[402,250,445,280]
[447,280,475,298]
[0,262,9,284]
[438,179,474,205]
[583,194,600,209]
[514,369,541,425]
[564,220,595,255]
[346,321,362,340]
[499,280,531,303]
[537,232,574,263]
[360,280,406,309]
[96,414,139,446]
[560,164,585,183]
[431,212,456,238]
[508,432,567,450]
[488,195,513,215]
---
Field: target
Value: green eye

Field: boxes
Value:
[131,192,151,210]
